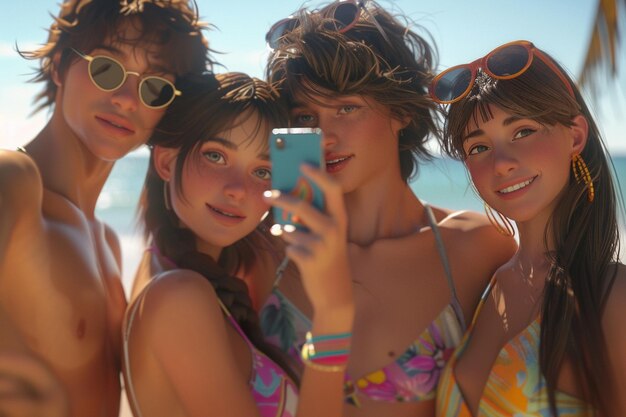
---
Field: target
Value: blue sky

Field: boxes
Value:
[2,0,625,153]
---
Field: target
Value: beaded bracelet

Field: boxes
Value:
[301,331,352,372]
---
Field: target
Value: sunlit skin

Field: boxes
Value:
[289,95,403,199]
[463,105,578,234]
[262,93,517,417]
[452,105,595,414]
[155,112,273,259]
[0,22,176,417]
[125,106,356,416]
[61,42,169,162]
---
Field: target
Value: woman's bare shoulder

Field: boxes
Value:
[138,270,222,322]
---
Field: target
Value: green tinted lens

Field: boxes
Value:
[89,56,125,90]
[140,77,175,108]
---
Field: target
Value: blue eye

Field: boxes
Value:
[203,151,226,164]
[468,144,489,156]
[514,128,536,139]
[338,105,358,114]
[291,113,316,126]
[254,168,272,181]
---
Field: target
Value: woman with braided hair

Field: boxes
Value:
[122,71,355,417]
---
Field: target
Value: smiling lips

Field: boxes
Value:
[206,204,246,224]
[497,176,537,195]
[325,154,353,173]
[96,115,135,134]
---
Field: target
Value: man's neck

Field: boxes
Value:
[26,117,114,217]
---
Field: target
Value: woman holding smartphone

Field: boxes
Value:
[123,72,354,417]
[260,2,517,417]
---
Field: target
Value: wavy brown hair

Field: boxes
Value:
[266,1,439,181]
[19,0,214,113]
[140,71,298,381]
[441,46,621,416]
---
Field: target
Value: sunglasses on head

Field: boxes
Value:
[71,48,181,109]
[265,0,365,49]
[429,40,575,105]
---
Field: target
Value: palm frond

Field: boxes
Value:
[578,0,626,95]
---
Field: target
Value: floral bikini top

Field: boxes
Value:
[436,275,594,417]
[124,280,299,417]
[260,204,467,405]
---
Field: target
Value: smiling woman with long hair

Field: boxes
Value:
[432,40,626,417]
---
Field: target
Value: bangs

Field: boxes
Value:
[445,65,581,160]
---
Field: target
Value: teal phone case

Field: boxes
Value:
[269,128,325,232]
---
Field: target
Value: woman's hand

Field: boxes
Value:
[264,164,352,314]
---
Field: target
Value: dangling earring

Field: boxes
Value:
[163,181,172,211]
[572,154,595,202]
[484,202,515,237]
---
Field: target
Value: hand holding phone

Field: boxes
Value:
[269,128,325,234]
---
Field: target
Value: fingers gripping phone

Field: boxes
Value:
[269,128,325,234]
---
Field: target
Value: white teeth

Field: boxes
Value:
[211,206,238,217]
[328,156,349,164]
[499,178,534,194]
[108,120,125,129]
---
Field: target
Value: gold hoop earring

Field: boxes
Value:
[484,203,515,237]
[572,154,595,202]
[164,181,172,211]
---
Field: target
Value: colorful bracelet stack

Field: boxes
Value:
[300,331,352,372]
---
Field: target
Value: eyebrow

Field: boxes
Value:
[205,137,270,161]
[90,45,172,74]
[463,115,524,141]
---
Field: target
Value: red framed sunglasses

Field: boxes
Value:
[265,0,365,49]
[429,40,575,105]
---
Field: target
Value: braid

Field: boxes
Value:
[138,71,299,383]
[155,222,299,383]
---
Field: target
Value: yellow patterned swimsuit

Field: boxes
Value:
[436,276,594,417]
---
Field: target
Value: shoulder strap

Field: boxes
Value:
[123,289,147,417]
[216,298,257,351]
[424,204,467,330]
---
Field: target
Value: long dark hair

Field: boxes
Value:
[266,1,439,181]
[140,71,298,381]
[442,46,621,415]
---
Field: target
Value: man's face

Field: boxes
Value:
[58,22,175,161]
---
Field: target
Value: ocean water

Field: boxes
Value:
[98,152,626,295]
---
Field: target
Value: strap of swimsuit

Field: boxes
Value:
[424,204,467,331]
[123,291,146,417]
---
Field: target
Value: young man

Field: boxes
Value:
[0,1,212,415]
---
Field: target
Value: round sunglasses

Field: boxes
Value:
[71,48,181,109]
[429,40,575,105]
[265,0,364,49]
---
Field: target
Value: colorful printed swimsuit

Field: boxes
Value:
[436,275,594,417]
[124,281,298,417]
[261,204,467,404]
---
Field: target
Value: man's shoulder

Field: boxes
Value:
[0,149,43,208]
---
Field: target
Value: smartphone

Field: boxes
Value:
[269,127,325,234]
